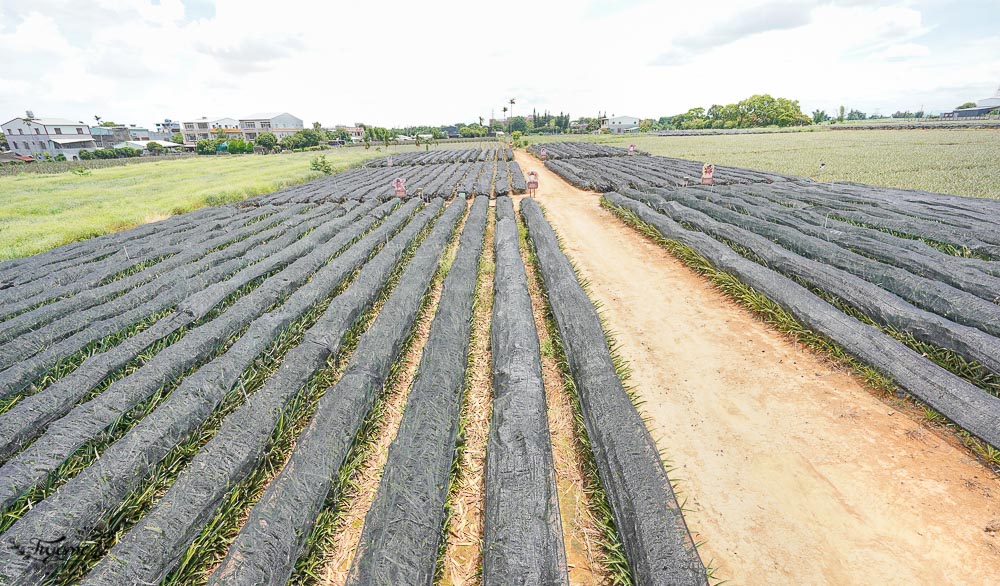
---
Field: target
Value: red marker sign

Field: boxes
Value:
[701,163,715,186]
[629,144,635,154]
[539,148,547,161]
[527,171,539,197]
[392,177,407,198]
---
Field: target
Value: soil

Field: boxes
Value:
[513,152,1000,585]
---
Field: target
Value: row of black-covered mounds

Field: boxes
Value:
[203,197,465,585]
[643,184,1000,332]
[629,184,1000,377]
[77,198,435,586]
[483,197,568,584]
[250,156,526,205]
[0,198,425,584]
[345,196,489,583]
[363,145,514,167]
[545,154,800,192]
[521,198,709,585]
[527,142,648,159]
[604,190,1000,453]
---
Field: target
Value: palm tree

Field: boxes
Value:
[502,107,508,134]
[509,98,515,131]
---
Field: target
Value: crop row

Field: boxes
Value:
[253,152,526,205]
[363,145,514,167]
[0,179,708,583]
[545,153,799,192]
[603,178,1000,453]
[527,142,646,159]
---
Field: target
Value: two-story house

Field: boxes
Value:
[239,113,304,141]
[181,117,241,144]
[600,115,641,134]
[1,115,97,160]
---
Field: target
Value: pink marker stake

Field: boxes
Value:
[527,171,539,197]
[392,177,407,198]
[701,163,715,186]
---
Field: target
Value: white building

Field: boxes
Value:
[181,117,241,144]
[239,112,303,141]
[1,115,96,160]
[976,84,1000,110]
[601,115,641,134]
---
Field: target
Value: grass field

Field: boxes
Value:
[0,146,420,261]
[528,129,1000,199]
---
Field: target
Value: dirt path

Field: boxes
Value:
[513,152,1000,585]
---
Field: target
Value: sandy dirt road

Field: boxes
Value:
[513,152,1000,585]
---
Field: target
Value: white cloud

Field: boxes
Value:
[0,0,997,126]
[876,43,932,60]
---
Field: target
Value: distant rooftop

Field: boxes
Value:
[240,112,284,120]
[17,117,87,126]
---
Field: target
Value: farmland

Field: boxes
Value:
[3,129,996,262]
[528,129,1000,199]
[0,144,485,261]
[0,142,998,585]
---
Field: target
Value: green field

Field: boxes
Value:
[0,146,415,261]
[528,129,1000,199]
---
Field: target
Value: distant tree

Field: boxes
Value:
[310,155,334,175]
[509,116,528,133]
[846,109,867,121]
[0,132,7,150]
[312,121,324,132]
[196,138,217,155]
[838,105,845,123]
[214,128,227,139]
[459,124,489,138]
[812,109,829,123]
[78,149,94,160]
[100,121,117,127]
[957,102,977,109]
[299,128,323,147]
[255,132,277,152]
[146,141,165,155]
[54,153,67,161]
[170,132,184,145]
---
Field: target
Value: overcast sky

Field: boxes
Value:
[1,0,998,128]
